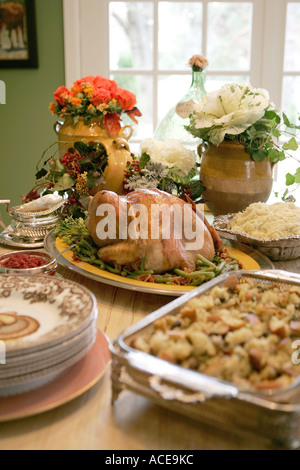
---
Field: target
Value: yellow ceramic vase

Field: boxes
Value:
[200,141,274,216]
[54,117,133,195]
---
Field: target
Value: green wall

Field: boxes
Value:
[0,0,65,223]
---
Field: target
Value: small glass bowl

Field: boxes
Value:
[0,251,57,276]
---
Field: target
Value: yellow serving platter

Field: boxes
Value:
[45,231,274,297]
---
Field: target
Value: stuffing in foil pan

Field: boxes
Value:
[130,274,300,392]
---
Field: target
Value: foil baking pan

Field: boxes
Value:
[214,213,300,261]
[111,270,300,449]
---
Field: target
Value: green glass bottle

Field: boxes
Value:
[154,55,208,153]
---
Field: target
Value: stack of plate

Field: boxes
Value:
[0,274,98,397]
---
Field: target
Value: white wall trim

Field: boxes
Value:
[261,0,287,107]
[63,0,81,86]
[63,0,109,86]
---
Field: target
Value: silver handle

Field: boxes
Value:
[122,350,239,403]
[0,200,11,231]
[0,200,11,212]
[256,269,300,284]
[148,376,212,404]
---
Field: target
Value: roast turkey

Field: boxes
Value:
[86,188,222,274]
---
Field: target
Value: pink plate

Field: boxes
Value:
[0,330,111,422]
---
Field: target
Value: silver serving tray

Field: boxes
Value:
[0,230,45,249]
[0,198,65,245]
[111,270,300,449]
[214,213,300,261]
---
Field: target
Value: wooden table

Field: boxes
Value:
[0,243,299,450]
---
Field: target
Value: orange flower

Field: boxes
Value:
[74,76,95,89]
[49,102,56,115]
[54,86,73,106]
[115,87,136,111]
[71,97,82,107]
[94,76,118,93]
[83,87,94,95]
[90,88,112,106]
[71,84,81,94]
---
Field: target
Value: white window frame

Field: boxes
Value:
[63,0,297,130]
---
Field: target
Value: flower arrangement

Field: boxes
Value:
[123,139,204,201]
[49,75,142,136]
[186,83,300,198]
[29,141,109,218]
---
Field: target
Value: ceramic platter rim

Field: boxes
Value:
[44,230,274,297]
[0,330,111,422]
[0,274,98,354]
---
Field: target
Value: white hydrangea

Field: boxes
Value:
[192,83,270,145]
[140,138,196,176]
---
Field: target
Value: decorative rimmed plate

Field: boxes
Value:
[214,213,300,261]
[0,274,98,355]
[44,231,274,297]
[0,330,111,422]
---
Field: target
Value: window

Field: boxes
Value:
[63,0,300,198]
[109,0,255,140]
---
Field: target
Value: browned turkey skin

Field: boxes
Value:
[86,189,222,274]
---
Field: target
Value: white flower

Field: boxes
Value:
[140,138,196,176]
[191,83,270,145]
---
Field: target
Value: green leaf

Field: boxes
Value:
[295,173,300,184]
[139,153,151,170]
[190,180,205,201]
[187,167,197,180]
[167,171,189,186]
[252,150,266,162]
[292,167,300,184]
[53,173,76,191]
[286,173,295,186]
[86,176,95,189]
[35,168,48,180]
[282,137,298,151]
[272,129,281,138]
[74,141,90,154]
[283,112,291,127]
[48,159,65,174]
[265,110,281,124]
[267,149,280,163]
[73,115,80,125]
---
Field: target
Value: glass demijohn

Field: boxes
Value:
[154,55,208,152]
